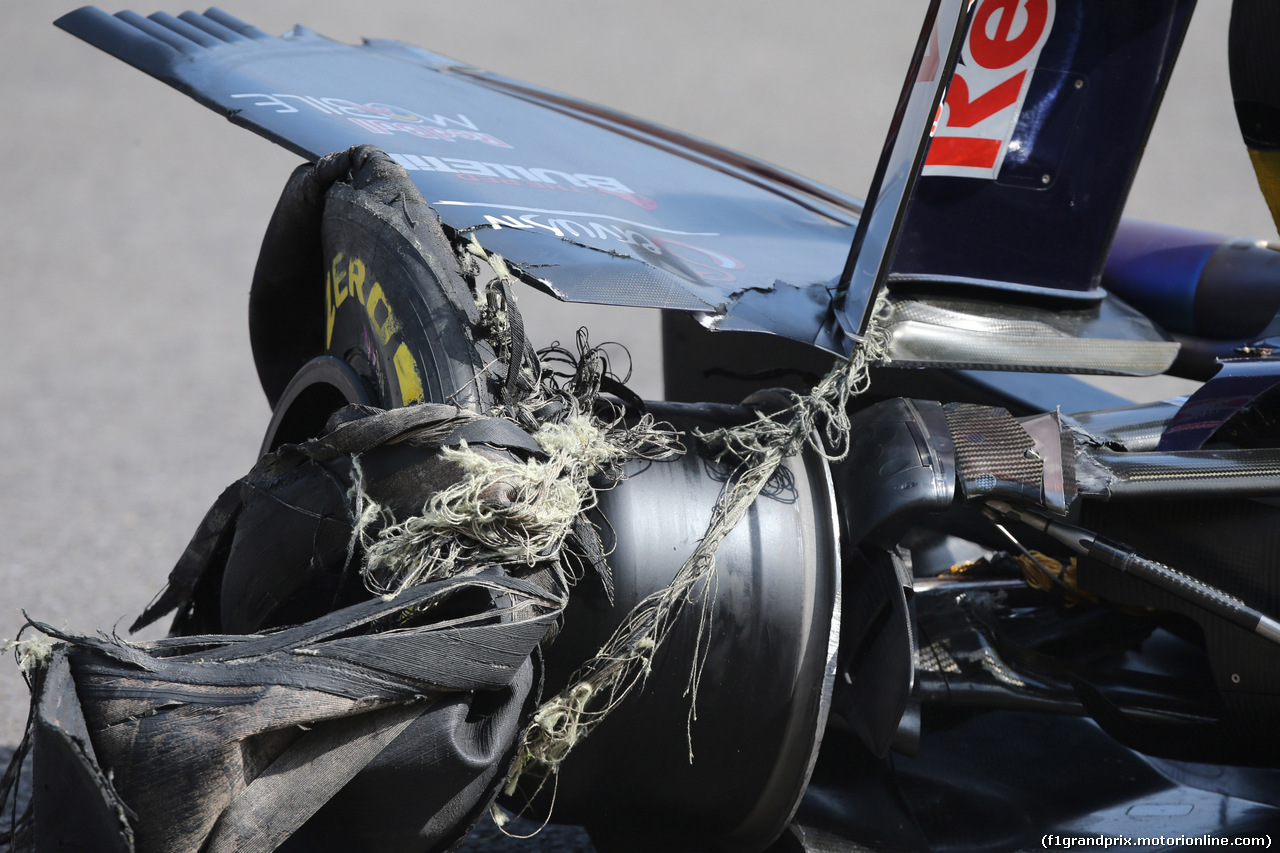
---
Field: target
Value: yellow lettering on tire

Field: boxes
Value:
[329,252,418,403]
[349,257,366,305]
[331,253,348,306]
[393,343,424,404]
[366,282,399,345]
[325,269,335,348]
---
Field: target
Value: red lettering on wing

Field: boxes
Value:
[970,0,1049,69]
[924,136,1003,170]
[943,70,1026,128]
[923,0,1055,177]
[653,237,744,282]
[348,118,395,135]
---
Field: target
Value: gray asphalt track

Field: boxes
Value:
[2,0,1275,842]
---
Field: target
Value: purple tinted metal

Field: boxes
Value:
[1158,357,1280,450]
[1103,220,1220,335]
[1104,219,1280,345]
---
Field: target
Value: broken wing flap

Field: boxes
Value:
[56,7,858,355]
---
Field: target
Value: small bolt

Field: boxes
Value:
[1074,78,1084,90]
[1041,174,1052,185]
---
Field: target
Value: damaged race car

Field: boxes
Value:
[4,1,1280,851]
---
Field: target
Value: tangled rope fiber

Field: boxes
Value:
[351,409,678,599]
[507,297,891,789]
[351,229,891,800]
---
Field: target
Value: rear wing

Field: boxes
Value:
[836,0,1195,374]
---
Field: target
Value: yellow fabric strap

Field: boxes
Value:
[1248,147,1280,235]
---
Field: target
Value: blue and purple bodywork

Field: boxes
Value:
[47,3,1280,848]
